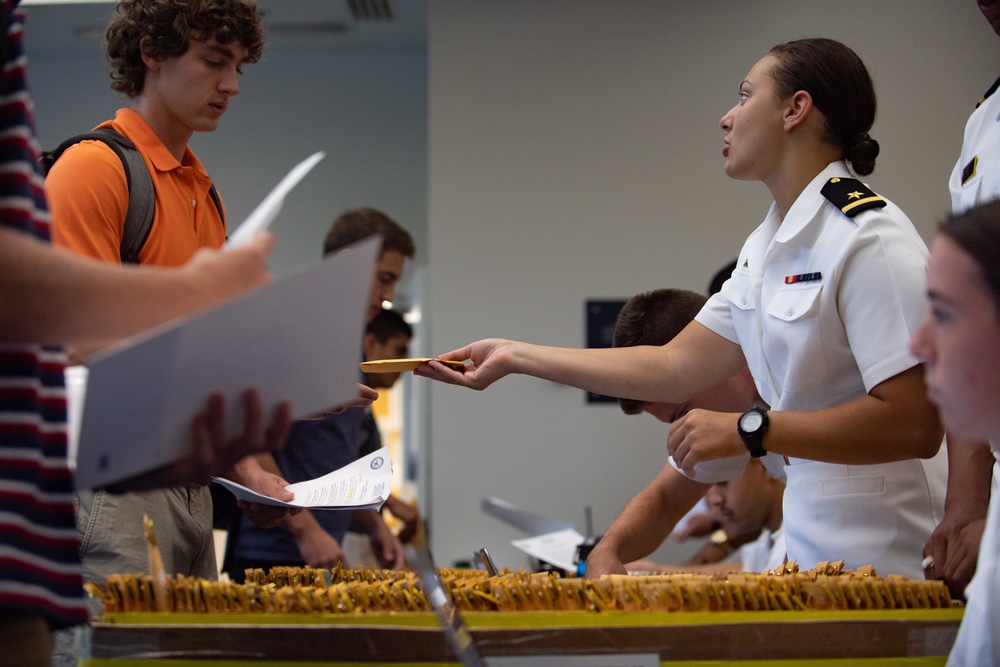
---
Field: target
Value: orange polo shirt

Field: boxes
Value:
[48,108,226,266]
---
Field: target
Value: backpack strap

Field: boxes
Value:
[43,128,226,259]
[208,183,225,231]
[42,128,155,264]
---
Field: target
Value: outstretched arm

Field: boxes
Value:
[416,322,745,405]
[584,464,709,578]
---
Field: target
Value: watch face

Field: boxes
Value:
[740,411,763,432]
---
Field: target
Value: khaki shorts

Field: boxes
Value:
[77,485,217,582]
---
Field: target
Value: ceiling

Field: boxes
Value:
[21,0,427,56]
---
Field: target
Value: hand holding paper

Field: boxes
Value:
[213,447,392,511]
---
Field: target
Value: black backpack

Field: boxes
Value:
[41,128,224,264]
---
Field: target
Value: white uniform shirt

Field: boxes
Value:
[950,77,1000,214]
[737,525,785,573]
[694,161,947,578]
[946,80,1000,667]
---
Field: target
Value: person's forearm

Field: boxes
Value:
[0,229,203,344]
[383,496,405,515]
[943,436,993,514]
[250,452,283,477]
[759,366,943,464]
[598,468,708,564]
[0,228,271,347]
[511,324,743,403]
[349,509,382,534]
[283,508,324,539]
[228,453,273,486]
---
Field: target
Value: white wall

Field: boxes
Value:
[426,1,1000,570]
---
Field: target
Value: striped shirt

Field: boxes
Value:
[0,0,87,628]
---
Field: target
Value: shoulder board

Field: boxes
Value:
[978,75,1000,108]
[820,177,886,218]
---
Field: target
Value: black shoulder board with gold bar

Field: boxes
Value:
[977,75,1000,109]
[820,176,886,218]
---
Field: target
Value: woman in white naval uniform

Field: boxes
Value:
[910,201,1000,666]
[416,38,946,579]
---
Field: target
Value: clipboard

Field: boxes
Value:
[74,236,380,490]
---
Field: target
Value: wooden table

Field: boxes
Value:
[83,608,963,666]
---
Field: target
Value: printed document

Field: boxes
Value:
[212,447,391,511]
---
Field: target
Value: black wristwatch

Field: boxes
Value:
[738,407,769,458]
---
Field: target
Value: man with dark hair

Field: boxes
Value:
[227,208,416,579]
[612,289,716,415]
[362,308,414,402]
[358,309,421,544]
[585,288,769,577]
[625,458,785,575]
[324,207,418,321]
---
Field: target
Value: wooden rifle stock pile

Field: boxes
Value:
[85,560,954,616]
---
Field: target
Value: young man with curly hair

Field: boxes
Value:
[45,2,284,648]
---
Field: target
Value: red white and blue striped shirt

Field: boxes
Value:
[0,0,87,629]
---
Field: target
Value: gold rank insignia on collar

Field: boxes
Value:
[962,156,978,185]
[820,176,886,218]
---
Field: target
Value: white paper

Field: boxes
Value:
[225,151,325,248]
[212,447,391,511]
[73,236,380,490]
[64,364,87,466]
[510,528,586,573]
